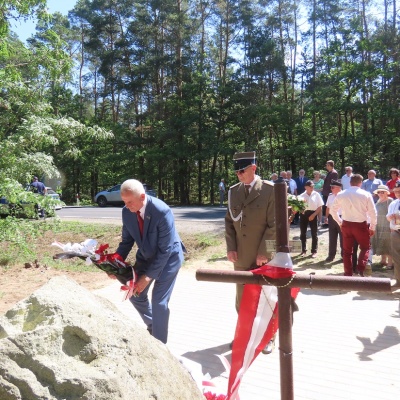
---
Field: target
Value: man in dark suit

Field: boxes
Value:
[322,160,339,227]
[294,169,308,195]
[293,169,308,224]
[116,179,185,344]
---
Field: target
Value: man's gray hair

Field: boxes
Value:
[120,179,145,196]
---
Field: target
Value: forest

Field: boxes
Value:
[0,0,399,205]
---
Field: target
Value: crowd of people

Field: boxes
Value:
[271,164,399,283]
[221,157,400,290]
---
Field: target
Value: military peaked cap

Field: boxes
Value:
[233,151,257,171]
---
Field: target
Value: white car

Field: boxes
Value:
[95,184,157,207]
[45,187,64,210]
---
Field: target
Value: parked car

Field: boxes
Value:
[45,187,65,210]
[95,184,157,207]
[0,194,40,218]
[0,185,64,218]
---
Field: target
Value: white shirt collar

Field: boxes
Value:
[247,175,260,189]
[138,195,147,218]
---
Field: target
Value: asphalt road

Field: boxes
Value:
[55,205,227,234]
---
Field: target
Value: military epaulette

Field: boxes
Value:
[262,180,274,187]
[229,182,241,190]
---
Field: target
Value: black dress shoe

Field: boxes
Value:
[325,257,334,262]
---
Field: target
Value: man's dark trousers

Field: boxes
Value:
[300,210,318,253]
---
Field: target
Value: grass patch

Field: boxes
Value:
[208,252,227,261]
[0,218,123,271]
[0,218,226,273]
[194,233,222,249]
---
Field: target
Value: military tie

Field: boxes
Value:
[136,211,144,238]
[245,184,251,198]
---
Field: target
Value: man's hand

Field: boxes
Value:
[256,255,268,266]
[133,274,152,296]
[227,251,238,263]
[308,214,315,221]
[369,229,375,237]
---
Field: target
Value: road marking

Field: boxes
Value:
[61,216,117,219]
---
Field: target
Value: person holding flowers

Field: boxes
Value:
[115,179,186,344]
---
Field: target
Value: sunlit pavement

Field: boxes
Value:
[94,269,400,400]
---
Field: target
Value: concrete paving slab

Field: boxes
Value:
[94,268,400,400]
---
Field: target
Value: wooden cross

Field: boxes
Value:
[196,181,392,400]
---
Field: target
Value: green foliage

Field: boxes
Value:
[0,219,122,269]
[0,178,62,217]
[0,216,57,260]
[1,0,400,206]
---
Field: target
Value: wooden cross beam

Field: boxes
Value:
[196,181,392,400]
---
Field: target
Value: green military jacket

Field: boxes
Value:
[225,177,276,271]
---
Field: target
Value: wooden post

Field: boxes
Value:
[274,181,294,400]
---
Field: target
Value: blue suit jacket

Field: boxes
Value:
[295,176,308,195]
[116,196,185,280]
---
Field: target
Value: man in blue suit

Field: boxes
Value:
[116,179,185,344]
[294,169,308,195]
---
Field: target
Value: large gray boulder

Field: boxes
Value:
[0,276,204,400]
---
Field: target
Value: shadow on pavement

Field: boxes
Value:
[356,326,400,361]
[182,343,232,378]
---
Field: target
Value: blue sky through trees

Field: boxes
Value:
[12,0,77,42]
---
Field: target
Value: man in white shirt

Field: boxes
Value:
[297,180,324,258]
[286,170,297,195]
[331,174,377,276]
[218,178,226,207]
[386,181,400,287]
[341,166,353,190]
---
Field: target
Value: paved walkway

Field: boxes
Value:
[94,268,400,400]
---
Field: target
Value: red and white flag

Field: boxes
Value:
[227,253,300,400]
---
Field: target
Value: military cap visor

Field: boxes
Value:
[233,152,257,171]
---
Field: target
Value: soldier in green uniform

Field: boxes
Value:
[225,151,276,353]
